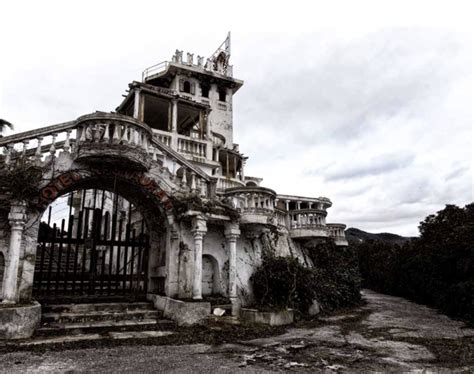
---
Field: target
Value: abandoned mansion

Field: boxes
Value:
[0,36,348,335]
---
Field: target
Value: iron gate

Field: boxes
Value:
[33,190,149,300]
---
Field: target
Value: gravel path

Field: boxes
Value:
[1,290,473,372]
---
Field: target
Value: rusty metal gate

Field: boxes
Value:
[33,190,149,300]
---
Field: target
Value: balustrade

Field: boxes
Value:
[275,208,288,230]
[289,209,327,229]
[0,122,77,166]
[177,136,207,159]
[153,130,172,148]
[225,187,276,213]
[216,177,245,191]
[327,224,346,238]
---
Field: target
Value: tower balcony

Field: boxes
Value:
[75,113,153,170]
[289,209,329,239]
[327,223,349,246]
[224,187,277,226]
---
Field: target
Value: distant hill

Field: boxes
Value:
[345,227,413,246]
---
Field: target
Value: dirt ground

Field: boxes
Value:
[1,290,473,373]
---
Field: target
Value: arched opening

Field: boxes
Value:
[246,181,257,187]
[0,252,4,298]
[32,181,167,302]
[202,254,221,296]
[183,80,191,94]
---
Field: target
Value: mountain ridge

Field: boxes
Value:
[345,227,414,246]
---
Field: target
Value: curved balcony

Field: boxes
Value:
[225,187,277,226]
[74,113,153,170]
[327,223,349,246]
[289,209,329,239]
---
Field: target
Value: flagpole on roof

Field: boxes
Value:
[226,31,231,55]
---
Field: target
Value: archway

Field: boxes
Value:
[31,170,172,302]
[202,254,221,296]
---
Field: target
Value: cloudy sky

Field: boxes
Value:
[1,1,472,236]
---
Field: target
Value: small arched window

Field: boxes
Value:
[183,80,191,94]
[218,89,226,102]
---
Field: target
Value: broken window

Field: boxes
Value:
[177,102,202,138]
[218,89,226,102]
[201,84,210,98]
[142,94,170,131]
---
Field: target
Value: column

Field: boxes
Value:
[204,112,213,160]
[225,223,240,316]
[165,215,180,297]
[2,201,27,304]
[171,99,178,151]
[133,89,141,119]
[191,216,207,300]
[226,152,229,178]
[285,200,290,228]
[296,201,302,227]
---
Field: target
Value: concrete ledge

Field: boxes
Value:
[240,308,294,326]
[0,301,41,340]
[147,294,210,327]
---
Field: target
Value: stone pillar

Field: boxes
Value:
[171,99,178,150]
[225,223,240,316]
[2,201,27,304]
[165,217,180,297]
[191,216,207,300]
[133,89,141,119]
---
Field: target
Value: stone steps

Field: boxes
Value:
[42,309,161,324]
[34,301,175,343]
[43,301,154,314]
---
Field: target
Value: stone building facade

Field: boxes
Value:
[0,35,348,317]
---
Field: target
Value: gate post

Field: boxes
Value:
[224,222,240,316]
[1,200,27,304]
[191,215,207,300]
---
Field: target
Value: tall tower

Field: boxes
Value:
[117,34,247,186]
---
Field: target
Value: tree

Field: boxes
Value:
[0,119,14,135]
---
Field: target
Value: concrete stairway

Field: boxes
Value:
[34,301,175,340]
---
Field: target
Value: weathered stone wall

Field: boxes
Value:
[0,251,4,297]
[0,210,9,298]
[18,210,41,302]
[202,226,228,296]
[234,229,314,307]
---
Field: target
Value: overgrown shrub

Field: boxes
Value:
[250,256,317,313]
[307,240,361,312]
[250,240,362,314]
[357,203,474,323]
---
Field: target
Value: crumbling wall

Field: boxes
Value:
[0,209,10,299]
[0,251,4,297]
[202,227,228,296]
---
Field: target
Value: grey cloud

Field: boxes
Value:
[444,166,469,181]
[323,153,414,181]
[236,29,468,151]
